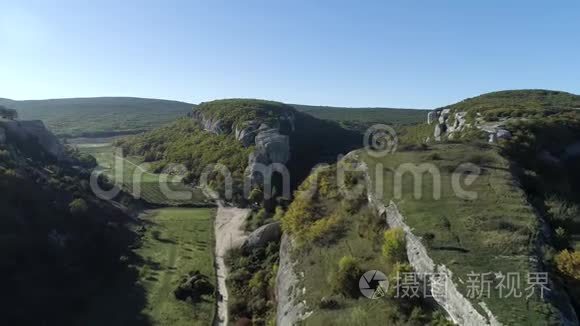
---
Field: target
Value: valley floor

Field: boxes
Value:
[82,207,216,325]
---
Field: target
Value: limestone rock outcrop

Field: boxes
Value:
[0,127,6,144]
[427,111,438,125]
[191,109,294,186]
[276,234,308,326]
[242,221,282,252]
[0,119,66,160]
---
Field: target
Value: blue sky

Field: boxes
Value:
[1,0,579,109]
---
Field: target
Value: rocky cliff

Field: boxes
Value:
[191,108,293,186]
[276,234,309,326]
[427,108,512,143]
[0,119,66,160]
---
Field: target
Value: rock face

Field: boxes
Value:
[234,120,260,147]
[276,234,308,326]
[0,119,66,160]
[428,109,516,144]
[434,123,447,141]
[0,127,5,144]
[356,156,500,325]
[427,111,438,125]
[191,109,294,186]
[377,201,500,326]
[242,221,282,252]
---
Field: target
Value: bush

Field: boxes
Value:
[173,270,214,302]
[318,296,341,309]
[546,197,578,227]
[69,198,88,216]
[382,228,407,263]
[555,250,580,280]
[330,255,363,297]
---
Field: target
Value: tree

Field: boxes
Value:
[383,228,407,263]
[423,232,435,248]
[555,250,580,280]
[69,198,88,216]
[248,187,264,204]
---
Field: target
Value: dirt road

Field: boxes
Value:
[214,202,250,326]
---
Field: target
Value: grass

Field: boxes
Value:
[83,207,216,325]
[360,143,556,325]
[295,207,409,325]
[77,144,209,206]
[282,165,439,325]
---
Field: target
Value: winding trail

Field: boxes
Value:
[214,202,250,326]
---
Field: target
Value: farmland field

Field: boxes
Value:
[83,208,216,325]
[77,143,209,206]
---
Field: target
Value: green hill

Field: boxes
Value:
[0,97,194,137]
[0,123,142,324]
[116,99,360,204]
[440,89,580,121]
[292,103,428,131]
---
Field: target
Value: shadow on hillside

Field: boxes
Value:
[432,246,470,253]
[79,221,153,326]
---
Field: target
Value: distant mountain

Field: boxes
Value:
[0,97,195,138]
[291,103,428,131]
[0,97,428,137]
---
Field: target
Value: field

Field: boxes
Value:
[83,208,216,325]
[0,97,194,137]
[77,143,209,206]
[360,143,555,325]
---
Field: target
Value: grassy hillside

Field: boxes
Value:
[440,89,580,122]
[84,207,216,326]
[279,163,450,325]
[292,103,428,131]
[360,143,556,325]
[391,89,580,323]
[77,143,210,206]
[0,128,140,324]
[0,97,194,137]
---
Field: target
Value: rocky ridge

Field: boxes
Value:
[191,109,293,185]
[427,109,512,143]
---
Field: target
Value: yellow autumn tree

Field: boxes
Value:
[555,250,580,280]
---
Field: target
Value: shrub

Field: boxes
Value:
[174,270,214,302]
[318,296,341,309]
[69,198,88,216]
[555,250,580,280]
[248,187,263,204]
[388,262,413,297]
[546,197,578,227]
[382,228,407,263]
[423,232,435,248]
[330,255,363,297]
